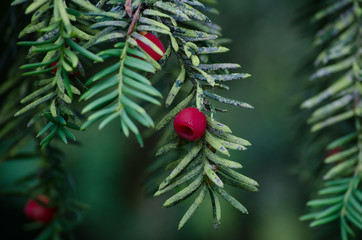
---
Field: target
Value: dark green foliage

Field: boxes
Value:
[301,0,362,239]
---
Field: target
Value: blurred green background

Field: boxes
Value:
[0,0,316,239]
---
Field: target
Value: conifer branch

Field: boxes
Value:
[301,0,362,239]
[12,0,104,148]
[2,146,88,239]
[5,0,259,234]
[146,0,258,229]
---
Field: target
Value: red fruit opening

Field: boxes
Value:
[174,107,207,141]
[179,125,194,138]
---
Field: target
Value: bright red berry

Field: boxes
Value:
[24,195,56,224]
[174,107,207,141]
[135,32,165,61]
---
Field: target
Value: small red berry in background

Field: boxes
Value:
[174,107,207,141]
[24,195,56,224]
[135,32,165,61]
[73,69,80,77]
[326,147,343,157]
[50,62,58,75]
[50,61,79,77]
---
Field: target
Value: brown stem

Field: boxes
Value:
[127,3,142,35]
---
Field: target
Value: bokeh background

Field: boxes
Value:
[0,0,318,239]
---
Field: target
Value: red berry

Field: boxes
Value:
[50,62,58,75]
[135,32,165,61]
[73,69,80,77]
[174,107,207,141]
[326,147,343,157]
[24,195,56,224]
